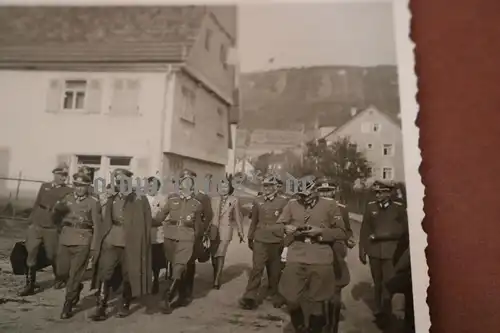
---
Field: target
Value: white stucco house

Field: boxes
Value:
[0,6,240,200]
[322,106,404,183]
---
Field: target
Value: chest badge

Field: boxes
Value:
[186,215,192,221]
[275,210,280,216]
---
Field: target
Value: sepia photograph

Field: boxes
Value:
[0,1,424,333]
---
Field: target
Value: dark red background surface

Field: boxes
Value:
[411,1,500,332]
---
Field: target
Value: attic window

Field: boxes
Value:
[205,29,213,51]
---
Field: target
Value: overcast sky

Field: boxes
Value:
[238,1,396,73]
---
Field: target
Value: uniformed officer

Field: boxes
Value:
[239,175,288,310]
[359,180,408,326]
[52,172,102,319]
[90,168,153,321]
[316,177,353,333]
[18,163,73,297]
[154,169,205,314]
[276,177,348,333]
[77,166,98,199]
[183,171,214,304]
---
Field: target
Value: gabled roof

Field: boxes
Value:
[325,106,401,138]
[0,6,205,63]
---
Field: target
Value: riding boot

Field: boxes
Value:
[183,263,195,304]
[330,301,342,333]
[167,262,173,280]
[117,282,132,318]
[91,282,110,321]
[53,263,65,289]
[289,308,307,333]
[213,257,225,289]
[152,271,160,295]
[309,315,326,333]
[211,257,217,282]
[60,298,74,319]
[18,267,36,296]
[72,283,84,306]
[161,279,181,314]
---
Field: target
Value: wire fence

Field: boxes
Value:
[0,172,46,220]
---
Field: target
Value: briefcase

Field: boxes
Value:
[197,235,211,263]
[10,241,51,275]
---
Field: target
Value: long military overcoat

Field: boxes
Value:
[91,192,153,297]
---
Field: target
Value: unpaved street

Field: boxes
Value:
[0,218,382,333]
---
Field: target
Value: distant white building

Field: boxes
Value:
[322,106,404,182]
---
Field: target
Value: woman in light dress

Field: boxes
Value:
[208,179,245,289]
[146,177,169,294]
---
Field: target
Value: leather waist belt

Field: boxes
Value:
[167,220,194,228]
[62,221,93,230]
[112,219,124,226]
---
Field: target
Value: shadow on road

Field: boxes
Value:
[350,281,376,313]
[193,262,249,299]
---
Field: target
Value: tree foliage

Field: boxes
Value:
[252,152,272,176]
[294,137,372,194]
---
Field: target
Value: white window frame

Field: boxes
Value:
[372,123,381,133]
[62,79,88,111]
[382,143,395,157]
[180,86,196,123]
[382,167,394,181]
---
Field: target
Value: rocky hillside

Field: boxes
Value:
[239,65,400,130]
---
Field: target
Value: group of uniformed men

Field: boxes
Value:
[238,174,412,333]
[17,163,212,320]
[16,162,412,333]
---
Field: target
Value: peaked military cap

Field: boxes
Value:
[296,176,317,195]
[52,162,69,175]
[113,168,133,178]
[72,172,92,186]
[316,176,337,191]
[262,175,279,185]
[179,168,197,180]
[78,166,93,176]
[371,180,395,192]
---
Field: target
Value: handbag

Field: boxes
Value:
[197,234,211,263]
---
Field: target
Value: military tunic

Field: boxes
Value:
[54,193,101,301]
[26,182,73,267]
[243,194,288,300]
[154,193,204,279]
[332,203,352,290]
[277,197,347,314]
[359,200,408,315]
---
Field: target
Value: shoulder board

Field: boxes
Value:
[191,197,202,205]
[198,190,206,195]
[278,195,289,199]
[337,202,346,208]
[89,195,99,202]
[394,201,403,206]
[167,192,179,199]
[289,198,298,202]
[321,197,334,201]
[368,201,377,205]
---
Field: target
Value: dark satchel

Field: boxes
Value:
[10,241,51,275]
[197,234,211,263]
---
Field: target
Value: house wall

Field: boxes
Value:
[185,7,236,102]
[165,71,229,167]
[0,69,172,200]
[326,108,405,182]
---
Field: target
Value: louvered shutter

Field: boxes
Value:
[86,79,103,114]
[46,79,63,113]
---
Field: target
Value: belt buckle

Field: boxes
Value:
[304,237,311,244]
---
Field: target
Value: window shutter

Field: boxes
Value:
[46,79,63,113]
[126,79,141,114]
[86,79,103,114]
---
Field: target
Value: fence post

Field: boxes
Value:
[15,171,22,201]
